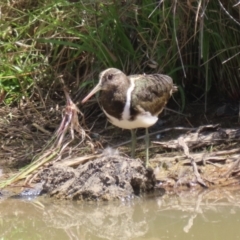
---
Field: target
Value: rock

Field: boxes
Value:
[38,154,156,201]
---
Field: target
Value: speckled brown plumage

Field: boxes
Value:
[99,71,176,122]
[129,74,175,120]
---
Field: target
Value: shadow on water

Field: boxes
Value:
[1,188,240,240]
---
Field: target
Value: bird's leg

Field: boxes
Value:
[145,128,149,167]
[130,129,137,158]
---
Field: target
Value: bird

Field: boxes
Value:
[81,68,177,167]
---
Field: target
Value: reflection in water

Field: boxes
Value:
[1,188,240,240]
[42,199,150,240]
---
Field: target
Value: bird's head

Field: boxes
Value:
[81,68,127,103]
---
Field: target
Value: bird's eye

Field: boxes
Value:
[107,74,113,80]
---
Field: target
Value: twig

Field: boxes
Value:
[32,123,51,135]
[57,154,102,167]
[221,158,240,178]
[178,137,207,187]
[218,0,240,27]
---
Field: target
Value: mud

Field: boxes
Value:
[37,151,156,201]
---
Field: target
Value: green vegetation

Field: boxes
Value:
[0,0,240,107]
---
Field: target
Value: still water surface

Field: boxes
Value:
[1,188,240,240]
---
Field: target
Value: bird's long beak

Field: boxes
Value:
[81,83,102,104]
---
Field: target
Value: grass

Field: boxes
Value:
[1,0,239,107]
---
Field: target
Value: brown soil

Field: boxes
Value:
[1,100,240,201]
[0,104,61,168]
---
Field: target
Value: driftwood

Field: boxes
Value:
[152,125,240,188]
[178,137,207,187]
[153,124,240,149]
[153,148,240,165]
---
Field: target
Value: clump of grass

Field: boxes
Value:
[204,0,240,100]
[1,0,239,107]
[181,0,240,106]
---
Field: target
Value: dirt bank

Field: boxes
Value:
[1,102,240,201]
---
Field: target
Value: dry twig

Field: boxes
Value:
[178,137,207,187]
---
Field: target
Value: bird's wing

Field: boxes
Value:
[130,74,174,116]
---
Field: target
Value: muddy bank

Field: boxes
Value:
[36,150,155,201]
[33,125,240,200]
[1,104,240,201]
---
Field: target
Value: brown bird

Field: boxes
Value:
[82,68,177,167]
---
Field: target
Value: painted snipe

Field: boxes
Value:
[81,68,177,167]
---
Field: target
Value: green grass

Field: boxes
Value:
[0,0,239,107]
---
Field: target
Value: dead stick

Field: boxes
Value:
[32,123,51,135]
[221,158,240,178]
[178,137,207,187]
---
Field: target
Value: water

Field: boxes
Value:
[1,188,240,240]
